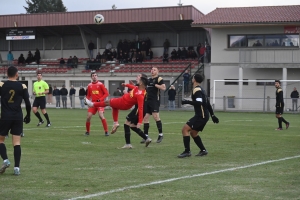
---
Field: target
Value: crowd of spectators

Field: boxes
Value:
[16,48,41,65]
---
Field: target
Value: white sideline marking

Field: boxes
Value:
[67,155,300,200]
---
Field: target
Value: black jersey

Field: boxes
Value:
[146,76,164,101]
[0,81,30,120]
[192,85,209,119]
[276,87,284,107]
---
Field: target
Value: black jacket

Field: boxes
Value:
[69,88,76,96]
[79,88,86,99]
[168,89,176,101]
[290,90,299,98]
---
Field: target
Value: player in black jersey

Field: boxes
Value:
[0,66,31,175]
[143,67,166,143]
[178,74,219,158]
[274,80,289,130]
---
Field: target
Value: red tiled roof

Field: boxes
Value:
[192,5,300,26]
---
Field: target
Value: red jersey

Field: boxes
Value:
[120,84,146,124]
[86,81,108,102]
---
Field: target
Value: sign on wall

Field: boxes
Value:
[284,26,300,34]
[6,28,36,40]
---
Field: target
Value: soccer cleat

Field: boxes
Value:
[111,124,120,134]
[13,168,20,176]
[177,151,191,158]
[46,123,51,127]
[195,150,208,157]
[84,98,94,107]
[0,160,11,174]
[286,122,290,129]
[275,128,283,131]
[140,139,146,144]
[105,132,110,136]
[156,135,163,143]
[145,137,152,147]
[85,132,90,136]
[21,132,24,137]
[121,144,133,149]
[37,120,44,126]
[5,135,9,138]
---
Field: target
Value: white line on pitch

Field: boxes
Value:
[67,155,300,200]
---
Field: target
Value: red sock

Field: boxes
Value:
[112,108,119,123]
[101,119,108,132]
[86,122,90,132]
[94,102,105,107]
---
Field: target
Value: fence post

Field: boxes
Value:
[223,96,226,111]
[267,96,270,111]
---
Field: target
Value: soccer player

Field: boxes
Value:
[32,73,51,127]
[85,73,148,134]
[178,74,219,158]
[274,80,289,130]
[85,72,109,136]
[0,66,31,175]
[143,67,166,143]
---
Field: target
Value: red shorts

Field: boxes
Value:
[88,107,105,115]
[110,98,133,110]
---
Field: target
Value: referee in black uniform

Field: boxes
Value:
[178,74,219,158]
[275,80,289,130]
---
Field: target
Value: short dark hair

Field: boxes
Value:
[193,73,204,83]
[91,72,97,77]
[140,73,148,86]
[7,66,18,78]
[37,72,42,76]
[275,80,281,84]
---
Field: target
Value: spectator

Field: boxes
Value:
[128,49,135,63]
[34,48,41,65]
[69,85,76,109]
[147,49,153,60]
[171,49,177,60]
[106,41,112,51]
[162,52,169,63]
[118,52,124,64]
[88,40,95,59]
[52,86,61,108]
[117,39,123,55]
[123,52,129,63]
[136,51,143,63]
[290,87,299,111]
[101,52,106,64]
[183,70,190,96]
[196,43,201,58]
[112,49,117,60]
[168,85,176,111]
[60,85,68,108]
[59,58,65,68]
[199,44,206,63]
[141,41,147,60]
[47,84,53,104]
[7,51,14,66]
[73,56,78,68]
[205,43,211,63]
[180,47,187,60]
[85,59,91,70]
[163,39,170,53]
[176,48,182,59]
[18,54,26,65]
[79,86,86,109]
[113,87,122,97]
[67,56,73,68]
[25,51,33,64]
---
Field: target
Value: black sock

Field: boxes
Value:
[43,113,50,124]
[193,135,206,151]
[278,118,283,128]
[131,127,148,140]
[281,117,288,124]
[144,123,149,136]
[14,145,21,168]
[156,120,162,134]
[124,124,131,144]
[35,112,43,122]
[183,136,190,152]
[0,143,8,160]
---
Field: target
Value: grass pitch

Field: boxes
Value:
[1,109,300,200]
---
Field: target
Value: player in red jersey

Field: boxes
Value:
[85,72,109,136]
[85,73,148,134]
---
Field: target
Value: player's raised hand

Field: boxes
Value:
[121,83,126,87]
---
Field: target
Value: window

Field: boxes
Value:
[256,80,274,86]
[224,79,248,85]
[228,34,299,48]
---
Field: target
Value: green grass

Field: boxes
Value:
[1,109,300,200]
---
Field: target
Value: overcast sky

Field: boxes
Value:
[0,0,299,15]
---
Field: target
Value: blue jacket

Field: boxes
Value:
[7,53,14,61]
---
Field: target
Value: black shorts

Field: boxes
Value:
[276,107,284,115]
[0,119,23,136]
[186,116,208,132]
[33,96,46,109]
[145,100,160,114]
[126,107,139,125]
